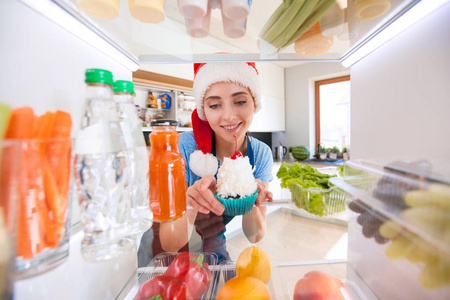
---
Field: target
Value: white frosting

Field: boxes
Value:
[216,156,257,198]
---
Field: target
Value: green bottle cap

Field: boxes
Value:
[113,80,135,94]
[85,69,113,85]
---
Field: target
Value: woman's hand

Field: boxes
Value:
[254,179,273,207]
[186,175,225,215]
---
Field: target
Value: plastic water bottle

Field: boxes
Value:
[74,69,134,262]
[113,80,152,235]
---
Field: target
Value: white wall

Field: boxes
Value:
[275,62,349,153]
[350,2,450,160]
[0,0,132,137]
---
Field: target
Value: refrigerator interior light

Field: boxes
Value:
[341,0,450,68]
[19,0,140,71]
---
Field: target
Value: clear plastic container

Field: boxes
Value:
[74,69,134,262]
[2,138,73,279]
[221,13,247,39]
[320,1,345,37]
[113,80,152,236]
[115,252,218,300]
[330,158,450,298]
[354,0,391,20]
[185,2,211,38]
[1,140,19,292]
[178,0,208,19]
[287,167,348,218]
[220,0,251,19]
[289,184,348,218]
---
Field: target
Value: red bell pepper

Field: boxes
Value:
[164,252,212,300]
[134,275,192,300]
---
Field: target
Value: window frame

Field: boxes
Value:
[314,75,351,154]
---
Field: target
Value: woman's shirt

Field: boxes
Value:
[179,131,274,186]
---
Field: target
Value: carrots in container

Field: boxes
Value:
[2,107,72,259]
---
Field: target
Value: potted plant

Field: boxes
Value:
[342,147,349,161]
[329,146,340,160]
[318,147,327,160]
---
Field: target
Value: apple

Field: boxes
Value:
[294,271,353,300]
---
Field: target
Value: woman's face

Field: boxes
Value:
[203,82,255,144]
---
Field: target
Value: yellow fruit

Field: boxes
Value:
[379,220,402,239]
[385,235,414,260]
[216,276,271,300]
[236,246,272,284]
[420,260,450,289]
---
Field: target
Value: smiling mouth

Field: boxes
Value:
[222,123,241,132]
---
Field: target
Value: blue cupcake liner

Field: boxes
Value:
[215,190,259,216]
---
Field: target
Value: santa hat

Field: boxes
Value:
[193,62,261,121]
[189,62,261,177]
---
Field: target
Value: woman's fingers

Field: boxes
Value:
[187,176,224,215]
[254,180,272,206]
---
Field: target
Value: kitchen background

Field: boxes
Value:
[1,0,450,298]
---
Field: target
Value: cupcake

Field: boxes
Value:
[215,152,258,215]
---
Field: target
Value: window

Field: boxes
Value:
[315,75,351,153]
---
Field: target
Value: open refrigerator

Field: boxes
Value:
[1,0,450,299]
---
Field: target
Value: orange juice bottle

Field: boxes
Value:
[149,120,186,222]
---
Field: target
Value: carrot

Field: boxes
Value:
[5,106,34,139]
[47,110,72,240]
[35,112,56,139]
[32,112,59,247]
[3,107,40,258]
[17,141,48,258]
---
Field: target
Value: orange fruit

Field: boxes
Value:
[216,276,271,300]
[294,22,333,56]
[236,246,272,284]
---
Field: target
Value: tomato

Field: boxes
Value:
[216,276,270,300]
[294,271,353,300]
[236,246,272,284]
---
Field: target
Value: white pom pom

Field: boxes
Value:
[190,150,218,177]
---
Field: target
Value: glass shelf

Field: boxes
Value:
[49,0,420,64]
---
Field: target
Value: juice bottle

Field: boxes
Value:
[149,120,186,222]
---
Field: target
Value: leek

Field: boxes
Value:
[261,0,306,45]
[270,0,320,49]
[259,0,291,40]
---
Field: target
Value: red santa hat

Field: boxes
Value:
[189,62,261,177]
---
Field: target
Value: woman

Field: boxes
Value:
[139,62,274,264]
[179,61,274,244]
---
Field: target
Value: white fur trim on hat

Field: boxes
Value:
[190,150,219,177]
[193,62,261,120]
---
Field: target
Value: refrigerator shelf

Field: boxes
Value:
[330,158,450,256]
[116,257,378,300]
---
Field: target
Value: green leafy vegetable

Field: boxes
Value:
[277,162,345,216]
